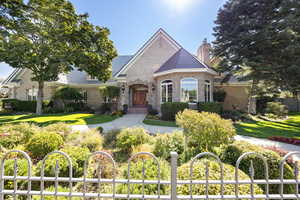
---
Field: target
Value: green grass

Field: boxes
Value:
[143,119,178,127]
[0,113,118,126]
[235,112,300,139]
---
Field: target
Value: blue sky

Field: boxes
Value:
[0,0,226,79]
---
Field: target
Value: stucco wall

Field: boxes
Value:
[215,85,250,111]
[154,72,214,111]
[13,70,55,101]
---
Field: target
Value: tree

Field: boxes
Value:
[213,0,300,105]
[0,0,117,114]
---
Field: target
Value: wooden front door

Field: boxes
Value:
[133,90,147,106]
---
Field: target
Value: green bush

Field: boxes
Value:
[66,129,103,152]
[0,123,40,148]
[117,159,169,195]
[44,123,73,140]
[97,126,104,133]
[25,132,64,160]
[219,141,295,194]
[265,101,288,117]
[32,185,81,200]
[102,129,121,148]
[3,159,30,190]
[1,99,51,112]
[116,127,151,153]
[53,86,83,102]
[36,145,90,178]
[213,89,226,102]
[153,131,184,162]
[177,159,263,196]
[161,102,189,121]
[176,109,236,154]
[198,102,222,114]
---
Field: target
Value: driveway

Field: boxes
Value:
[72,114,181,133]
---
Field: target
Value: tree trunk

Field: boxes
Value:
[36,81,44,115]
[247,79,258,114]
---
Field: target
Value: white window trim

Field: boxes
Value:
[160,80,173,103]
[180,77,198,103]
[86,75,97,80]
[204,80,212,102]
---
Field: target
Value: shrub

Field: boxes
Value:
[53,86,83,102]
[66,129,103,152]
[176,110,236,153]
[36,145,90,178]
[3,159,30,190]
[198,102,222,114]
[102,129,121,148]
[265,101,288,117]
[161,102,189,121]
[219,141,295,194]
[221,110,244,121]
[153,131,185,162]
[132,144,155,159]
[0,123,40,148]
[97,126,104,133]
[177,159,263,196]
[117,159,169,195]
[213,89,226,102]
[32,185,81,200]
[116,127,152,153]
[44,123,73,140]
[256,96,274,113]
[100,102,113,114]
[1,99,50,112]
[25,132,64,160]
[98,86,120,100]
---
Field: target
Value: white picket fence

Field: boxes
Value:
[0,150,299,199]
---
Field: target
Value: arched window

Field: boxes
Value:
[204,80,211,102]
[161,80,173,103]
[181,78,198,103]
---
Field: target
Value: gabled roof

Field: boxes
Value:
[1,68,23,85]
[115,28,182,77]
[112,55,133,76]
[155,48,208,73]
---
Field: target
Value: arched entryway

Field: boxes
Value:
[130,84,148,107]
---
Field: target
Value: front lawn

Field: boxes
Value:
[0,113,118,126]
[235,112,300,139]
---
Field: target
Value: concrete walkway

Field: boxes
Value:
[72,114,181,133]
[72,114,300,160]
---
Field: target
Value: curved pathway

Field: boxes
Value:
[72,114,181,133]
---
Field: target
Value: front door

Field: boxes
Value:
[133,90,147,106]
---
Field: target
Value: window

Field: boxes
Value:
[204,80,211,102]
[80,90,88,103]
[181,78,198,103]
[26,87,38,101]
[161,80,173,103]
[87,75,97,80]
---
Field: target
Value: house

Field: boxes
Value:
[1,28,254,113]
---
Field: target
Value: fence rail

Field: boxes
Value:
[0,150,299,199]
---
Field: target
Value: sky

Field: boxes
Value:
[0,0,227,80]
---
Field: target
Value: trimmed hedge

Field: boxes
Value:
[161,102,188,121]
[1,99,49,112]
[177,159,263,196]
[198,102,222,114]
[219,141,295,194]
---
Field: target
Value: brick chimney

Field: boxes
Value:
[197,38,211,65]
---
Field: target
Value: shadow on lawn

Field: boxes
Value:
[1,120,78,126]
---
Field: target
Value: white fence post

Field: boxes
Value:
[170,152,178,200]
